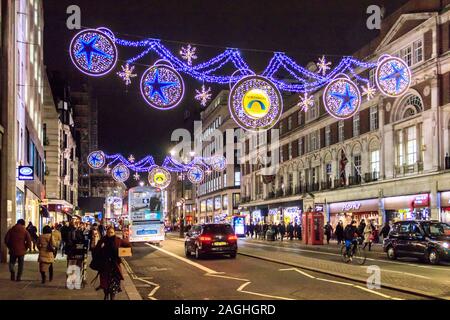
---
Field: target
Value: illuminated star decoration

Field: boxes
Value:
[380,62,407,92]
[105,166,111,174]
[144,69,178,104]
[188,167,204,184]
[316,55,332,76]
[297,93,314,112]
[195,85,212,107]
[112,164,129,182]
[180,44,197,66]
[128,154,135,163]
[76,35,112,70]
[330,83,357,114]
[117,64,137,86]
[133,172,140,181]
[362,84,376,101]
[87,151,105,169]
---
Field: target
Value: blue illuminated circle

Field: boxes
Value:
[87,151,106,169]
[323,77,361,120]
[111,164,130,182]
[229,75,283,132]
[188,166,204,184]
[140,64,185,110]
[70,28,118,77]
[148,166,171,189]
[211,155,226,172]
[375,56,411,97]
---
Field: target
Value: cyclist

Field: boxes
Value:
[343,220,358,259]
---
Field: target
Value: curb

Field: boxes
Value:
[238,251,445,300]
[122,261,143,300]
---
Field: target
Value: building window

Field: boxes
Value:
[353,155,361,179]
[397,130,404,166]
[326,163,332,182]
[396,38,424,67]
[353,113,360,137]
[298,138,303,157]
[306,98,319,123]
[406,126,417,165]
[400,45,412,66]
[311,132,317,151]
[338,121,344,142]
[279,122,283,135]
[234,171,241,186]
[413,39,423,64]
[370,150,380,175]
[288,116,292,131]
[325,125,331,147]
[370,105,378,131]
[297,111,302,126]
[280,147,284,163]
[369,68,375,86]
[288,143,292,159]
[232,193,240,209]
[223,173,227,188]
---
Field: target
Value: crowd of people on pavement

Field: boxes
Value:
[245,219,392,249]
[3,218,131,300]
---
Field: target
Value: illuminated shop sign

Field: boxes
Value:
[18,166,34,181]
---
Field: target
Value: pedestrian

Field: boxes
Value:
[26,222,38,252]
[287,222,294,240]
[94,226,131,300]
[379,222,390,242]
[4,219,32,281]
[98,223,106,237]
[249,223,254,239]
[357,219,366,238]
[363,221,374,251]
[324,222,333,244]
[60,221,70,257]
[335,221,344,245]
[344,220,358,257]
[295,223,302,240]
[37,226,57,284]
[279,223,286,241]
[51,224,62,258]
[263,223,268,240]
[89,223,101,251]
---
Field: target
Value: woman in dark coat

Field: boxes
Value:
[94,226,131,300]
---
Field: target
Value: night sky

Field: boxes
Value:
[43,0,409,163]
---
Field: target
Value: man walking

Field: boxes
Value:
[4,219,32,281]
[324,222,333,245]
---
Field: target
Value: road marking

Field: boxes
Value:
[280,268,403,300]
[146,242,294,300]
[122,259,160,300]
[360,266,432,280]
[237,282,295,300]
[242,241,446,271]
[146,243,218,274]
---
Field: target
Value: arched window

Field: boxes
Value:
[398,94,423,121]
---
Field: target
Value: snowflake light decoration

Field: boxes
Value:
[128,154,135,163]
[188,166,204,184]
[323,76,361,120]
[117,64,137,86]
[361,84,376,101]
[70,28,117,76]
[111,164,130,182]
[297,93,314,112]
[87,151,106,169]
[195,85,212,107]
[133,172,140,181]
[375,55,411,97]
[140,63,185,110]
[317,56,332,76]
[148,167,171,189]
[180,44,197,66]
[104,166,111,174]
[229,75,283,132]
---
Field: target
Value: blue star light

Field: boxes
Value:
[192,170,202,180]
[330,83,357,113]
[76,35,112,70]
[380,62,407,91]
[144,69,177,103]
[90,154,102,166]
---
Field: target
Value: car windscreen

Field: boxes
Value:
[203,224,234,235]
[422,222,450,237]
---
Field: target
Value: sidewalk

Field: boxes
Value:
[0,252,138,300]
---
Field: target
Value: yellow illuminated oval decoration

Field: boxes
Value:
[242,89,271,119]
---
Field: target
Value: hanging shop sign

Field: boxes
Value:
[18,166,34,181]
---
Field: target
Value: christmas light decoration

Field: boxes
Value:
[317,56,332,76]
[148,167,171,189]
[195,85,212,107]
[323,75,361,120]
[70,28,117,76]
[180,44,197,66]
[104,166,111,174]
[229,75,283,132]
[112,164,130,182]
[87,151,106,169]
[140,62,185,110]
[375,55,411,97]
[210,155,226,172]
[188,166,204,184]
[133,172,140,181]
[361,83,376,101]
[117,64,137,86]
[297,93,314,112]
[128,154,135,163]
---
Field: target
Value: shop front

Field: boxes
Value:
[268,207,282,225]
[439,192,450,224]
[283,207,302,225]
[384,193,430,222]
[251,207,268,224]
[329,198,380,229]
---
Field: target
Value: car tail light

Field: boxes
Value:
[199,235,212,242]
[228,235,238,241]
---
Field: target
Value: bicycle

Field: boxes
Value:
[341,237,366,265]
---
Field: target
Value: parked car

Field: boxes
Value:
[383,220,450,264]
[184,223,238,259]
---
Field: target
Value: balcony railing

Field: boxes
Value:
[321,180,332,190]
[364,171,379,182]
[276,189,284,197]
[348,175,361,186]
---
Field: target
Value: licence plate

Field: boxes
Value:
[213,242,227,246]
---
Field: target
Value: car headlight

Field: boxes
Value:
[443,242,449,249]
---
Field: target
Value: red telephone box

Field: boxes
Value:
[302,211,324,245]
